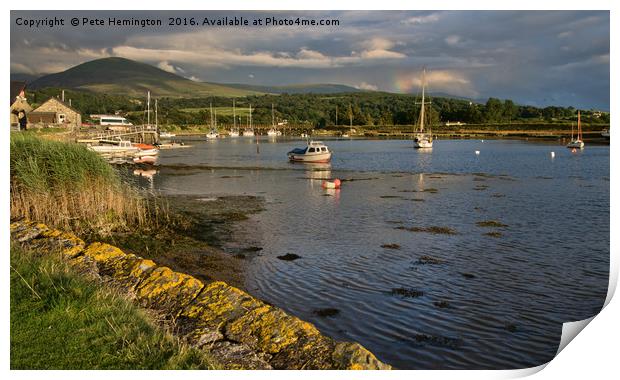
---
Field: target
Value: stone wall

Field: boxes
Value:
[10,220,391,370]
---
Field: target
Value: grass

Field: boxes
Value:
[10,134,167,235]
[10,245,216,369]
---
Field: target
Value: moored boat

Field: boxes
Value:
[567,111,585,149]
[160,131,176,138]
[413,68,433,149]
[288,141,332,163]
[88,139,139,154]
[206,129,219,139]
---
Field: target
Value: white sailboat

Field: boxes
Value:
[566,111,585,149]
[243,104,255,136]
[229,99,240,137]
[414,69,433,149]
[267,104,281,136]
[206,103,219,139]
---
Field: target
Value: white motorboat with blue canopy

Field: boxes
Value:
[288,141,332,163]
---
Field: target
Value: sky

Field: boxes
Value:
[10,10,610,110]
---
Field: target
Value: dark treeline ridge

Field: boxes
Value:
[29,88,610,128]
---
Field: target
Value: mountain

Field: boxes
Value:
[25,57,368,98]
[220,83,364,94]
[11,73,41,83]
[28,57,262,98]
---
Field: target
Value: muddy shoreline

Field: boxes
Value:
[92,194,265,291]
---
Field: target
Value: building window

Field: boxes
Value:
[58,114,66,123]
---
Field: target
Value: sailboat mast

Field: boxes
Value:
[155,99,158,131]
[249,105,253,130]
[349,103,352,133]
[272,103,275,127]
[233,99,236,130]
[147,91,151,126]
[578,111,582,140]
[419,70,426,133]
[209,103,213,128]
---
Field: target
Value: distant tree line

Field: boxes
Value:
[28,88,610,127]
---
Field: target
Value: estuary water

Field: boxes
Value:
[138,137,609,369]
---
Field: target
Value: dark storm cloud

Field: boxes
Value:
[10,10,609,109]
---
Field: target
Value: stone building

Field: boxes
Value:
[30,97,82,128]
[10,81,32,130]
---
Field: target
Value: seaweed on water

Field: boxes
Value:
[381,243,401,250]
[313,308,340,317]
[396,226,458,235]
[476,220,508,228]
[277,253,301,261]
[460,272,476,279]
[411,334,463,348]
[484,231,503,238]
[391,287,424,298]
[417,255,446,265]
[434,300,451,308]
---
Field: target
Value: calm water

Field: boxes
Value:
[136,137,609,369]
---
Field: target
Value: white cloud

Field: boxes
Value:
[395,70,479,98]
[401,13,440,25]
[557,31,573,39]
[10,62,35,74]
[356,82,378,91]
[445,35,461,46]
[188,76,201,82]
[157,61,176,73]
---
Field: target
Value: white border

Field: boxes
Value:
[3,1,616,379]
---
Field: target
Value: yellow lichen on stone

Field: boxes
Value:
[226,304,322,355]
[180,281,263,330]
[136,266,204,314]
[39,229,85,259]
[331,342,391,370]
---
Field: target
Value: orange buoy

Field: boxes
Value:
[322,179,341,189]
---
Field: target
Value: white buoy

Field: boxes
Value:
[550,151,555,158]
[475,150,480,155]
[481,139,484,143]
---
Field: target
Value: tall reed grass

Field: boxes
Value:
[10,134,167,234]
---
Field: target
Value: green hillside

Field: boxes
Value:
[29,57,262,98]
[220,83,364,94]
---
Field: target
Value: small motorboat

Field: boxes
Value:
[206,129,219,139]
[229,129,240,137]
[88,139,139,154]
[159,131,176,138]
[242,129,255,137]
[133,155,157,165]
[288,141,332,163]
